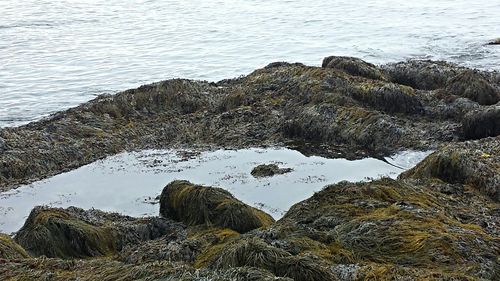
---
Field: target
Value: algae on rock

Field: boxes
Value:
[159,180,275,233]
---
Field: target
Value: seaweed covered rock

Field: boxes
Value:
[461,106,500,139]
[0,233,29,259]
[202,237,337,281]
[15,206,182,259]
[444,70,499,105]
[382,60,462,90]
[2,57,498,191]
[322,56,387,81]
[401,137,500,201]
[351,82,423,114]
[277,177,499,279]
[281,104,410,156]
[0,258,292,281]
[251,164,292,178]
[159,180,274,233]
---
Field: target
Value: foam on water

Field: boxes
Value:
[1,0,499,127]
[0,147,432,234]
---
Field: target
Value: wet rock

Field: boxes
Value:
[15,206,182,259]
[461,106,500,139]
[401,137,499,202]
[444,70,499,105]
[322,56,387,81]
[0,233,29,259]
[251,164,292,178]
[382,60,462,90]
[159,180,275,233]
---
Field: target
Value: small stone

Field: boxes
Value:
[251,164,293,178]
[486,38,500,45]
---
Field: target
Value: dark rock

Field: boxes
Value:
[159,180,275,233]
[461,106,500,139]
[322,56,387,81]
[487,38,500,45]
[14,206,182,259]
[444,70,499,105]
[251,164,292,178]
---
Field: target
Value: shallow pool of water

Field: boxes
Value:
[0,148,431,234]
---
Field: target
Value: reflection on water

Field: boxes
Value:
[0,147,431,234]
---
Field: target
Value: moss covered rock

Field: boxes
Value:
[15,206,182,259]
[160,180,275,233]
[0,233,29,259]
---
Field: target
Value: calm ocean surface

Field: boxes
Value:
[1,0,499,127]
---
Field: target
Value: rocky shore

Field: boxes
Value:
[0,56,499,280]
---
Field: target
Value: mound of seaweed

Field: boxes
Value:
[0,233,29,259]
[15,206,183,259]
[0,56,499,280]
[2,56,499,191]
[401,136,499,202]
[160,180,274,233]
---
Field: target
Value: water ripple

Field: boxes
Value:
[0,0,499,127]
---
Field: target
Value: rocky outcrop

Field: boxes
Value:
[251,164,292,178]
[159,180,274,233]
[15,206,183,258]
[0,56,499,279]
[1,57,499,191]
